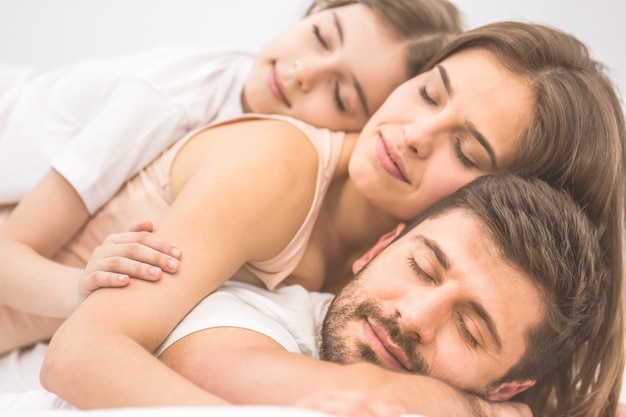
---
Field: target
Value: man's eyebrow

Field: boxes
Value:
[436,65,497,169]
[416,233,502,351]
[469,301,503,352]
[416,235,449,270]
[333,11,370,117]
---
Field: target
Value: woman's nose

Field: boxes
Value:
[403,113,450,158]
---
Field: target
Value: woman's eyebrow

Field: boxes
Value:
[436,64,497,169]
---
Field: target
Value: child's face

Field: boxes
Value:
[242,4,408,132]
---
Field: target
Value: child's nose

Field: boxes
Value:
[292,57,334,92]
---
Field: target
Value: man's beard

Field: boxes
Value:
[319,280,428,374]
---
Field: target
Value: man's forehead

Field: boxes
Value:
[405,209,484,241]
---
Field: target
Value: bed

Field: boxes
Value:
[0,343,426,416]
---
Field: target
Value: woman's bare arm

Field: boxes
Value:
[41,119,323,408]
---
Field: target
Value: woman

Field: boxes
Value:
[2,21,625,417]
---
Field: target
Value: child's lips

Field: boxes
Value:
[267,65,291,108]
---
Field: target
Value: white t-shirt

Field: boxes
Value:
[0,282,333,394]
[0,282,335,412]
[156,281,334,358]
[0,46,253,213]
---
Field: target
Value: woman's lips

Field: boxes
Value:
[375,135,410,183]
[363,319,411,372]
[267,65,291,108]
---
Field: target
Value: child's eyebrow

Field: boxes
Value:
[333,11,370,117]
[332,11,344,43]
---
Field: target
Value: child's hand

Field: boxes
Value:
[77,220,181,303]
[292,389,405,417]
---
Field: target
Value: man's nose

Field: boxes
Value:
[396,288,453,345]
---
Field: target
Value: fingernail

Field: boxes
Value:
[148,266,160,277]
[166,258,179,270]
[117,275,129,282]
[170,247,181,258]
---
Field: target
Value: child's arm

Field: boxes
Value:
[0,173,181,319]
[77,219,181,296]
[40,119,323,408]
[0,170,94,318]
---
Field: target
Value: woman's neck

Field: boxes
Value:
[315,174,400,293]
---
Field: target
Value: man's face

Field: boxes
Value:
[321,210,542,398]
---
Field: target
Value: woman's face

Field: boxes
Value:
[349,48,534,220]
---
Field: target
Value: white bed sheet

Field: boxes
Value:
[2,341,625,414]
[0,392,418,417]
[0,391,425,417]
[4,341,626,414]
[0,344,426,416]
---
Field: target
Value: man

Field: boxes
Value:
[154,174,618,417]
[0,175,618,415]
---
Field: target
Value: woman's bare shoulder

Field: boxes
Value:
[166,115,323,262]
[170,116,318,196]
[194,116,313,148]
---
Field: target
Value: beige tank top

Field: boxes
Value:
[45,114,346,289]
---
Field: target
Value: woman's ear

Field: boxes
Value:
[487,380,535,401]
[352,223,406,274]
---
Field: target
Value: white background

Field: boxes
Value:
[0,0,625,401]
[0,0,624,100]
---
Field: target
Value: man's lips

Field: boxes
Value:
[375,135,410,183]
[363,319,411,371]
[267,65,291,108]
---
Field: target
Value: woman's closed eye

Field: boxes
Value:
[419,84,480,169]
[454,138,478,168]
[419,86,437,106]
